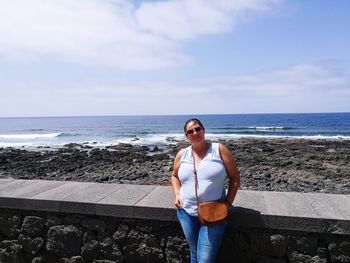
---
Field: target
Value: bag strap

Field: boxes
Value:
[191,149,200,209]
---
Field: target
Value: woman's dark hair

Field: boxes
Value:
[183,118,205,133]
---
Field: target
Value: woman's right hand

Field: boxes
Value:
[174,194,183,208]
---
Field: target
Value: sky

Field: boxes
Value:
[0,0,349,117]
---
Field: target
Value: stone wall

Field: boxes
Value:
[0,179,349,262]
[1,208,349,263]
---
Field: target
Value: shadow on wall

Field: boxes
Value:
[218,207,266,263]
[229,206,265,228]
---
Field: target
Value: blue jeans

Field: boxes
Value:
[177,208,227,263]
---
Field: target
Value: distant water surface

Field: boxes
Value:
[0,113,349,148]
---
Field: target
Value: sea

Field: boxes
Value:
[0,113,349,149]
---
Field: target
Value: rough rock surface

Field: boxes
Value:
[124,229,164,262]
[0,209,349,263]
[0,240,24,263]
[21,216,45,237]
[1,138,349,194]
[46,225,82,257]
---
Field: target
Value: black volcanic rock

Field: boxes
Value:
[0,138,349,194]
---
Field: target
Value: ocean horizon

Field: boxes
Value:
[1,112,350,148]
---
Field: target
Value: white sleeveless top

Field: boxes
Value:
[178,143,227,216]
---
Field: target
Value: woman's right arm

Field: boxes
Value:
[171,149,183,208]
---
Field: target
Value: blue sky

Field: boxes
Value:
[0,0,349,117]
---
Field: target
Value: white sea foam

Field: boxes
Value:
[0,132,349,149]
[103,133,350,146]
[0,133,62,139]
[204,133,350,141]
[248,126,286,130]
[112,133,185,146]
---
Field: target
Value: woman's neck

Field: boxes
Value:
[192,141,210,153]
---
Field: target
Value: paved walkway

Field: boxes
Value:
[0,178,349,234]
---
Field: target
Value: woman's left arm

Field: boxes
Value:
[219,143,240,206]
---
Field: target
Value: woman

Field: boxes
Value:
[171,118,240,263]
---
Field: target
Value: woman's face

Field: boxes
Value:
[185,121,205,143]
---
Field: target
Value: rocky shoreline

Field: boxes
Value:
[0,138,349,194]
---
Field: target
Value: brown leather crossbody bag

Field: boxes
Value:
[192,150,229,227]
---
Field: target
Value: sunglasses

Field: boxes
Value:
[185,126,203,135]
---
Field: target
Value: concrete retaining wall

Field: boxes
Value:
[0,179,349,263]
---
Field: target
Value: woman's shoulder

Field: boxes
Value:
[175,148,184,158]
[176,145,192,162]
[217,142,234,160]
[175,145,189,157]
[211,142,225,152]
[214,142,229,150]
[212,142,220,147]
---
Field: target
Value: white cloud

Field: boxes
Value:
[193,62,350,98]
[136,0,281,40]
[1,61,349,116]
[0,0,281,69]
